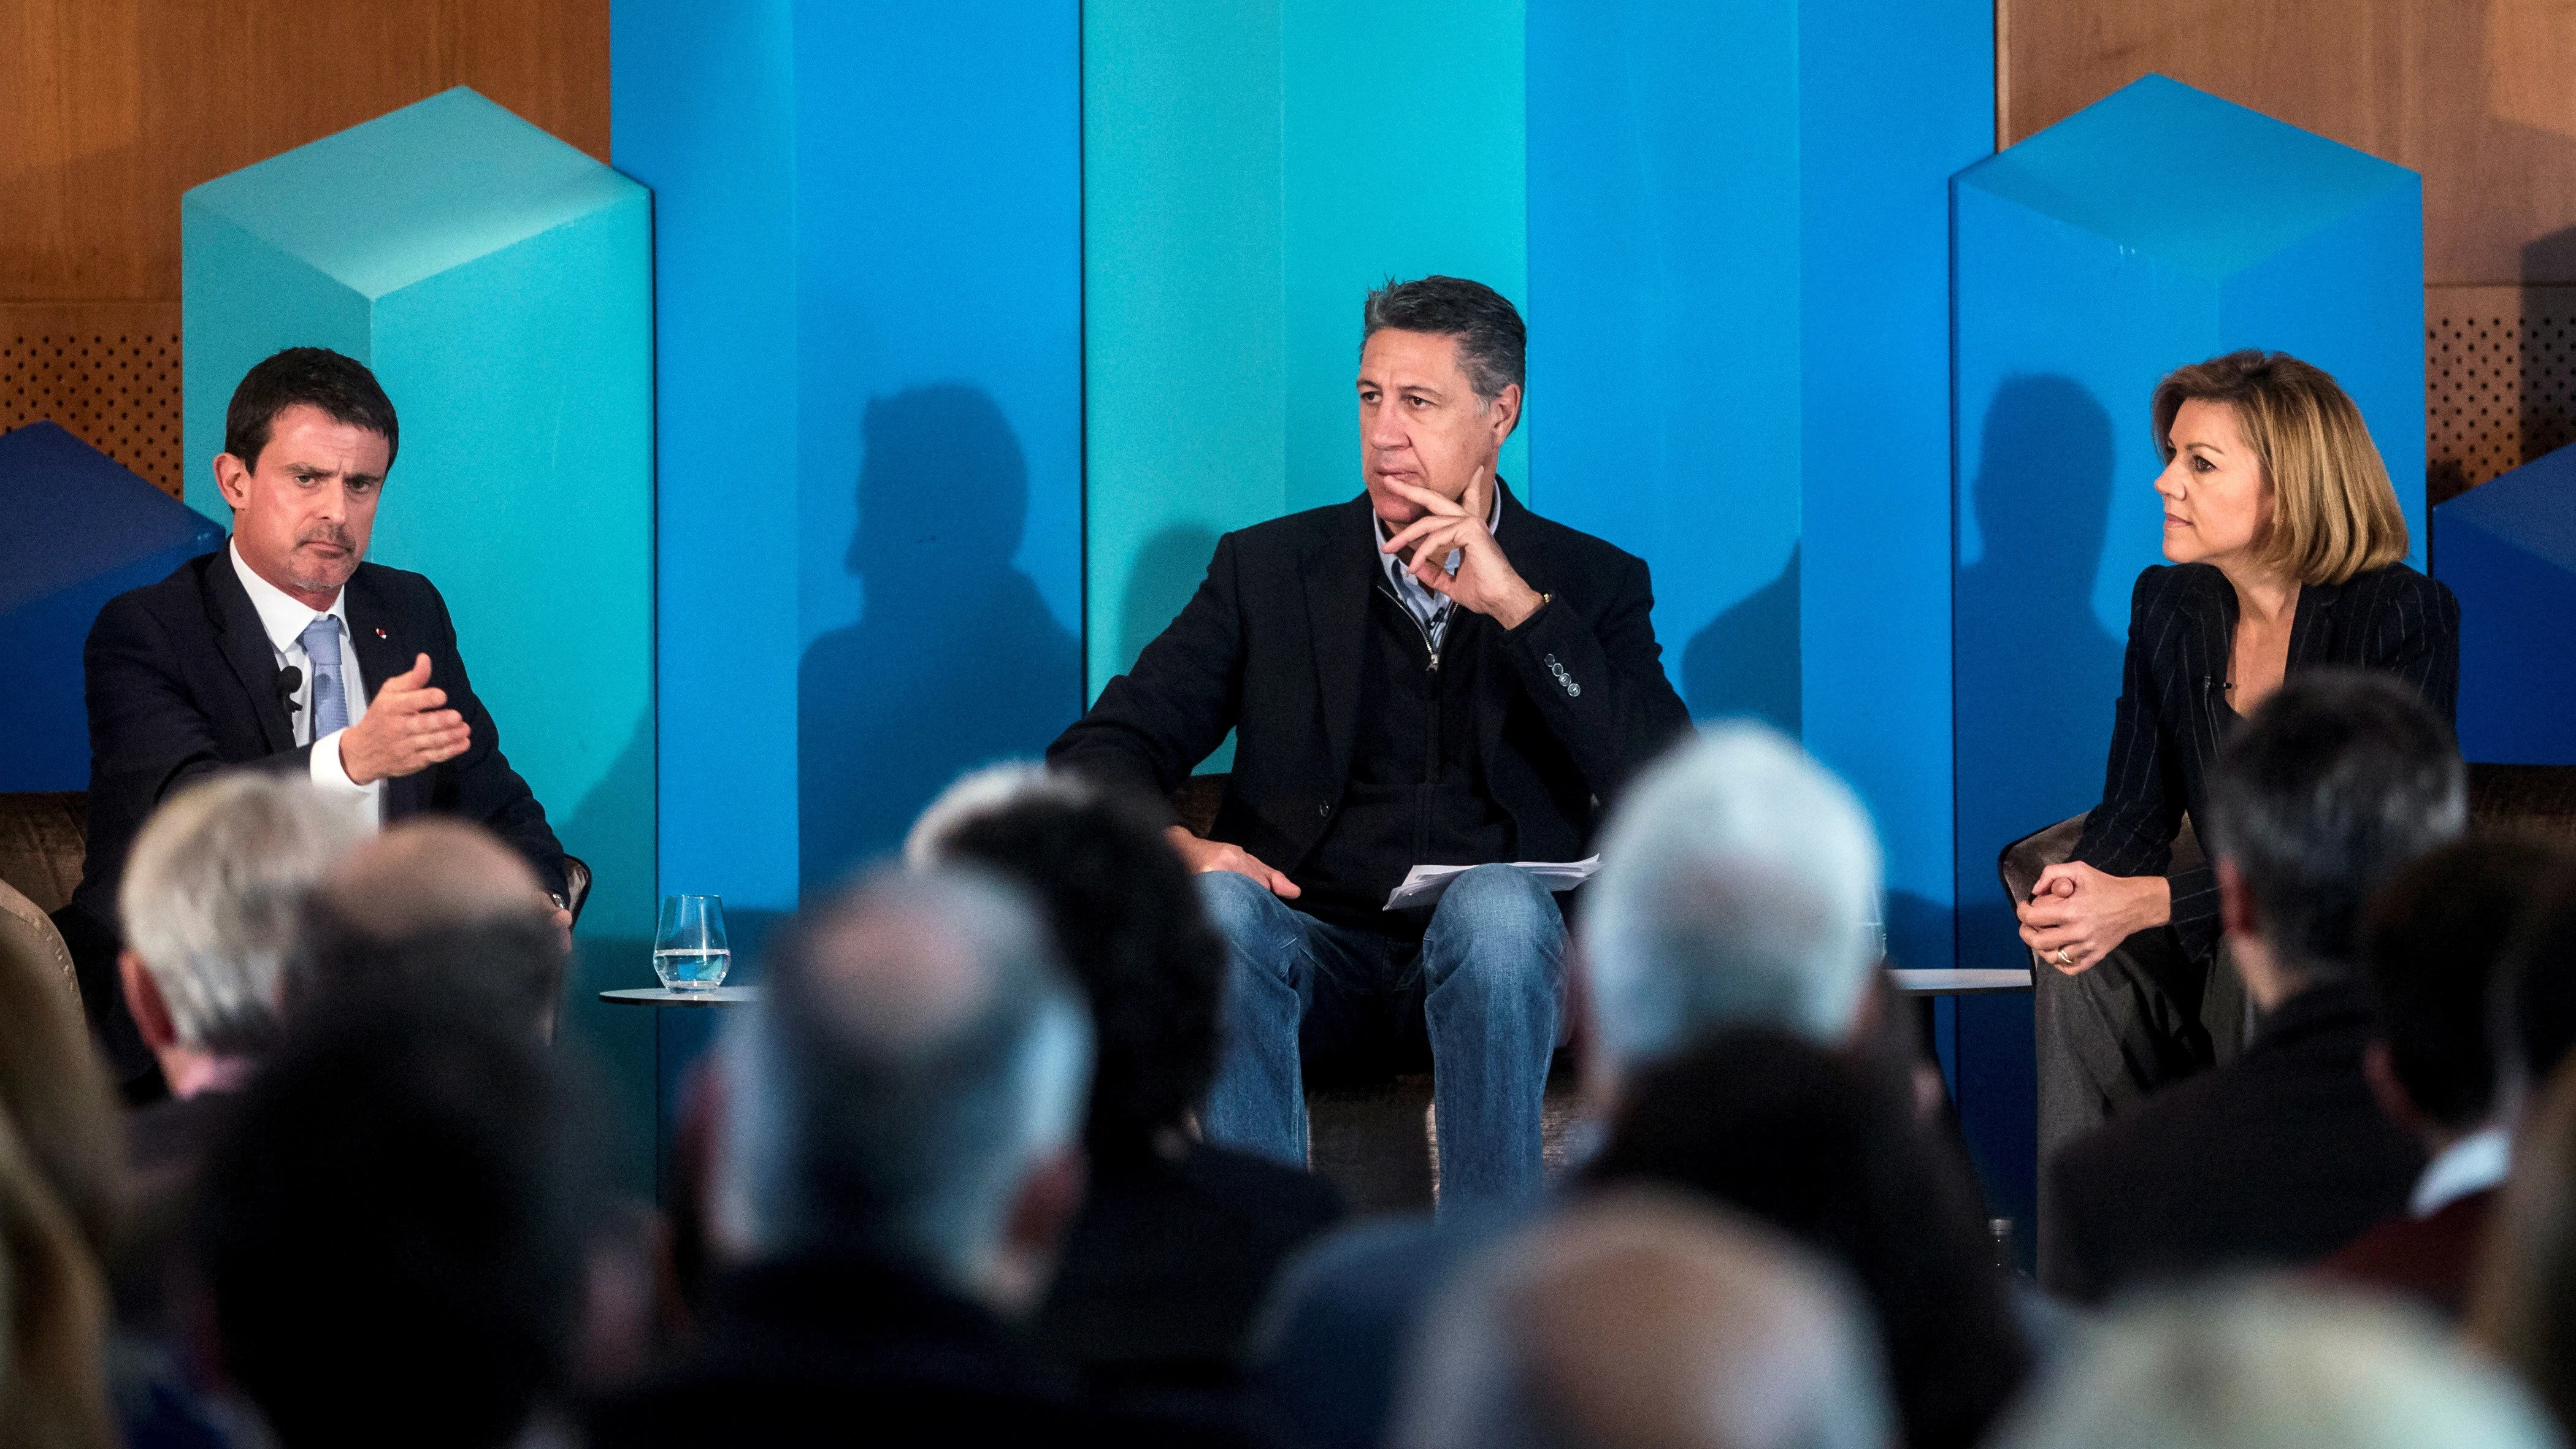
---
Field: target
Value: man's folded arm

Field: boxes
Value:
[1047,533,1248,823]
[84,595,312,815]
[1500,553,1694,801]
[420,587,568,898]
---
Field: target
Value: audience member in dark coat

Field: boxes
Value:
[596,870,1240,1449]
[2045,670,2464,1301]
[2320,837,2567,1317]
[1583,1028,2029,1449]
[908,765,1344,1404]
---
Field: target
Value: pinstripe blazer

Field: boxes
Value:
[2068,562,2460,962]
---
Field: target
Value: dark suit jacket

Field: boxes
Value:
[2070,562,2458,962]
[2317,1185,2497,1320]
[593,1255,1243,1449]
[1048,485,1692,887]
[2042,978,2426,1302]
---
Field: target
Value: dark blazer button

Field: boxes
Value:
[1317,802,1332,817]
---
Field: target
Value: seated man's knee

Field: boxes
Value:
[1429,865,1563,984]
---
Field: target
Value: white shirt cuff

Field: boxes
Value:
[310,728,376,797]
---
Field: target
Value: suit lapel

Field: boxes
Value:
[1304,497,1379,786]
[2285,577,2342,668]
[202,550,295,754]
[342,569,424,817]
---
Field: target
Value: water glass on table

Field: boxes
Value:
[654,894,731,992]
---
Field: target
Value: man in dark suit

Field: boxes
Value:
[1049,277,1692,1201]
[2044,670,2463,1302]
[59,347,567,1087]
[2321,837,2569,1317]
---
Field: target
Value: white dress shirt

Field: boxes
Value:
[1376,487,1503,653]
[2410,1122,2510,1219]
[229,539,383,826]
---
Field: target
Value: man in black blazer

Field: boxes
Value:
[2042,670,2459,1301]
[1049,277,1692,1201]
[59,348,567,1088]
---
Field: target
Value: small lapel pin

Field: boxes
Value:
[374,628,388,639]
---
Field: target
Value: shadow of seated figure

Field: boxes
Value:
[798,385,1081,891]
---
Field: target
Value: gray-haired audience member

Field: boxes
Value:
[1392,1191,1890,1449]
[1581,721,1884,1080]
[291,818,569,1038]
[1255,725,1897,1449]
[597,869,1228,1448]
[1989,1280,2556,1449]
[2044,670,2466,1301]
[116,774,364,1101]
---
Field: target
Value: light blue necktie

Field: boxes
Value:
[300,615,350,740]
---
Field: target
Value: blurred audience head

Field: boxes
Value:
[116,773,362,1092]
[0,917,125,1267]
[194,999,601,1449]
[2206,668,2466,1006]
[1997,1279,2553,1449]
[1584,1027,2028,1449]
[2473,1053,2576,1439]
[1392,1190,1888,1449]
[293,819,565,1038]
[908,763,1224,1161]
[2361,836,2569,1144]
[1581,724,1882,1082]
[0,934,117,1449]
[710,868,1092,1315]
[2496,872,2576,1117]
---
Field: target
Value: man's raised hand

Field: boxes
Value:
[1378,470,1546,629]
[1164,826,1301,899]
[337,652,472,786]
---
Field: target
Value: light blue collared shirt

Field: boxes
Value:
[1375,486,1502,652]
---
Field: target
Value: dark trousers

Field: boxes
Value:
[2001,814,2250,1268]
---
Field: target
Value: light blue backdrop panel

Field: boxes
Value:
[0,423,224,790]
[789,4,1084,893]
[1083,0,1288,705]
[1953,75,2425,986]
[614,0,800,935]
[2436,445,2576,763]
[183,86,656,1187]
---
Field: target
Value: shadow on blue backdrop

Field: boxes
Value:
[1119,524,1222,676]
[1682,545,1801,735]
[1950,373,2126,1261]
[797,384,1083,893]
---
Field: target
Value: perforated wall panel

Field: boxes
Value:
[2428,286,2576,504]
[0,306,186,501]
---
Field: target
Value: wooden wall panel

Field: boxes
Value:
[1999,0,2576,288]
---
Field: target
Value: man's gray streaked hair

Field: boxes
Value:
[1392,1190,1892,1449]
[1363,275,1527,409]
[1987,1279,2556,1449]
[117,774,366,1054]
[1580,724,1882,1071]
[901,762,1092,869]
[714,867,1092,1283]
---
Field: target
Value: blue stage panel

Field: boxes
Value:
[1953,75,2423,977]
[2437,445,2576,763]
[0,424,224,791]
[184,86,656,1186]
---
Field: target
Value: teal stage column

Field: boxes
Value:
[1083,0,1526,713]
[183,88,656,1185]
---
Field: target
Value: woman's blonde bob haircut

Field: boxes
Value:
[2152,350,2410,586]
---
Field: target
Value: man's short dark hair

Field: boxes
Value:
[194,1001,600,1449]
[224,346,401,472]
[1362,275,1526,407]
[2361,836,2568,1130]
[289,903,568,1042]
[2206,669,2467,977]
[2498,870,2576,1093]
[930,787,1225,1160]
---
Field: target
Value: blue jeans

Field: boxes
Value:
[1197,864,1565,1204]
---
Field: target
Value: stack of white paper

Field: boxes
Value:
[1382,855,1601,911]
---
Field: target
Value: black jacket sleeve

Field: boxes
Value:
[1046,532,1248,822]
[413,585,567,898]
[83,592,310,814]
[1497,552,1695,805]
[2068,573,2216,957]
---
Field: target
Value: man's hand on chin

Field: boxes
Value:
[1378,470,1546,629]
[1165,826,1301,898]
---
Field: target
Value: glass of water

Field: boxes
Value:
[653,895,730,992]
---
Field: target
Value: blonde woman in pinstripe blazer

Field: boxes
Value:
[2012,350,2459,1177]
